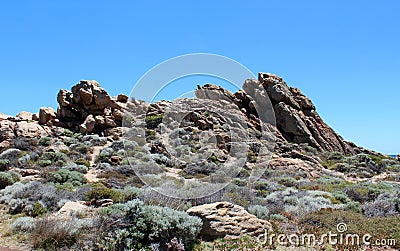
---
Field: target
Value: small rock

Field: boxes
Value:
[56,201,88,216]
[110,155,121,164]
[80,115,96,133]
[19,168,40,177]
[117,94,129,103]
[32,113,39,121]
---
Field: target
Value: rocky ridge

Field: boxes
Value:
[0,73,399,250]
[196,72,358,154]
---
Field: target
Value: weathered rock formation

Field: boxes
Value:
[56,80,128,133]
[0,73,364,158]
[0,112,53,151]
[196,72,357,154]
[187,201,272,240]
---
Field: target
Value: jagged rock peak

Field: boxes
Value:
[196,72,357,154]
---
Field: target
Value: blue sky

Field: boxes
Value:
[0,1,399,154]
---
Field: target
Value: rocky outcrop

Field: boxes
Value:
[0,113,52,151]
[56,80,127,133]
[196,72,357,154]
[258,73,355,153]
[187,202,272,240]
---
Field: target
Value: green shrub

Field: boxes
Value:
[0,171,20,189]
[145,114,164,129]
[343,200,362,213]
[321,159,336,169]
[269,213,288,222]
[41,151,68,162]
[30,201,47,217]
[38,159,52,167]
[85,183,123,202]
[119,186,142,202]
[99,199,202,250]
[363,191,400,217]
[71,142,92,154]
[276,176,297,187]
[327,151,344,161]
[345,182,394,203]
[0,159,10,171]
[194,236,267,251]
[38,136,52,146]
[145,129,157,140]
[75,157,90,168]
[64,163,88,174]
[50,169,87,186]
[62,129,74,137]
[301,210,400,249]
[63,137,79,146]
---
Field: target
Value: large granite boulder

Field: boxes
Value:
[187,202,272,240]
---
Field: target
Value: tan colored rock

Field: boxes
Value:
[105,116,116,127]
[39,107,56,125]
[268,157,322,177]
[14,121,48,138]
[112,109,124,120]
[56,201,88,217]
[47,141,69,153]
[57,89,73,107]
[0,120,15,142]
[0,112,12,120]
[17,168,40,177]
[80,114,96,133]
[187,202,272,240]
[16,111,33,121]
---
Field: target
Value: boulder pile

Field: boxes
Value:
[56,80,129,133]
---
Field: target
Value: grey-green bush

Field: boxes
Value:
[50,169,87,186]
[248,205,269,220]
[38,136,52,146]
[0,171,20,189]
[99,199,202,250]
[0,181,78,215]
[363,191,400,217]
[10,216,36,233]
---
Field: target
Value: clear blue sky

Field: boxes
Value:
[0,1,399,154]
